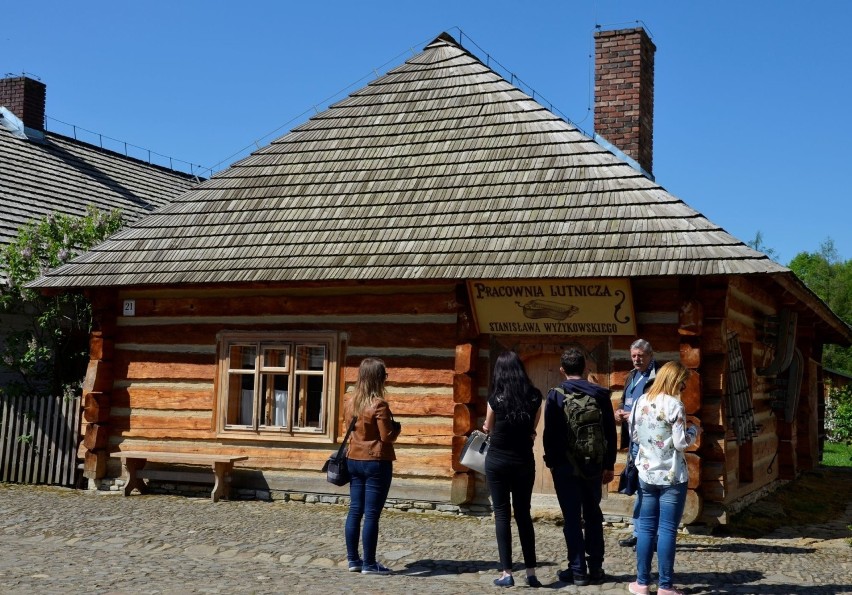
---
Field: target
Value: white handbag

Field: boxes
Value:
[459,430,490,474]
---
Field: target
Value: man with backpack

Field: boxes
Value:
[543,347,617,586]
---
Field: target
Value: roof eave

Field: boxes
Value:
[772,272,852,346]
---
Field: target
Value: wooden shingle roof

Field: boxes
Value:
[31,32,788,289]
[0,127,197,250]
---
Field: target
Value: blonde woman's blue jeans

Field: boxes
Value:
[636,480,687,590]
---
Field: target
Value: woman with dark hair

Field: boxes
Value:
[344,357,401,575]
[628,361,701,595]
[482,351,543,587]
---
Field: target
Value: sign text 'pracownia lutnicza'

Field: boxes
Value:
[467,279,636,336]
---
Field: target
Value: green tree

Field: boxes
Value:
[747,230,779,261]
[825,384,852,445]
[0,206,123,399]
[789,238,852,374]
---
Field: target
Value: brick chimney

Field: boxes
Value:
[594,27,656,175]
[0,76,46,131]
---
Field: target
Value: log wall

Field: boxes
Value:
[83,274,829,517]
[700,275,810,523]
[81,290,117,479]
[94,283,463,500]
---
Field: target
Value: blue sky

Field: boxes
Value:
[4,1,850,265]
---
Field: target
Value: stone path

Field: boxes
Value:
[0,483,850,594]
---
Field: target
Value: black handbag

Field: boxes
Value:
[618,453,639,496]
[322,417,357,486]
[618,406,639,496]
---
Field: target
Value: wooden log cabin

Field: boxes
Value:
[30,29,852,525]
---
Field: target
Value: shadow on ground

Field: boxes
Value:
[713,466,852,540]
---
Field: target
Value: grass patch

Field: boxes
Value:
[822,442,852,467]
[715,466,852,538]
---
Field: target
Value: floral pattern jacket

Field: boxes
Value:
[630,393,698,485]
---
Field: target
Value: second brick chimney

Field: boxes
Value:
[0,76,46,132]
[594,27,656,175]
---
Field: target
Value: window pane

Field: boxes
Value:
[296,345,325,371]
[219,334,334,438]
[230,345,257,371]
[260,373,289,427]
[226,372,255,426]
[263,347,289,370]
[294,374,324,430]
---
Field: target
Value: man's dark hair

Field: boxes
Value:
[561,347,585,376]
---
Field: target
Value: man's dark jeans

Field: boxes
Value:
[551,462,604,577]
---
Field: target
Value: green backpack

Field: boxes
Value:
[554,387,606,474]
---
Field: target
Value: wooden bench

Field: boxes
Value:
[110,451,248,502]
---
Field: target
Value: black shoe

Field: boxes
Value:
[588,568,606,584]
[618,535,638,547]
[494,575,514,587]
[526,575,542,588]
[557,569,589,586]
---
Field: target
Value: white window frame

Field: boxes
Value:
[215,330,340,443]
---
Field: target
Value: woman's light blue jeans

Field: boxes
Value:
[636,480,687,590]
[345,459,392,566]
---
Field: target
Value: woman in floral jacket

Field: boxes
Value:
[628,361,701,595]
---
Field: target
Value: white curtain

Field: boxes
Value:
[274,390,288,426]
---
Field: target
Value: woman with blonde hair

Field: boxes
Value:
[344,358,401,575]
[628,361,701,595]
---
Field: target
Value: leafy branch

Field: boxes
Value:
[0,206,123,399]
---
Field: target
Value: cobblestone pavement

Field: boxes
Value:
[0,483,850,594]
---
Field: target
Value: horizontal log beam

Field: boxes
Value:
[682,373,701,415]
[83,360,113,393]
[83,392,110,423]
[455,343,477,375]
[453,373,475,404]
[451,472,475,504]
[83,450,106,479]
[126,292,456,318]
[112,387,213,411]
[681,489,702,524]
[83,422,110,450]
[678,299,703,336]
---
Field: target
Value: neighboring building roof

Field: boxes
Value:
[0,126,198,251]
[31,32,790,289]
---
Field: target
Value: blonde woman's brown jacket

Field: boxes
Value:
[345,398,400,461]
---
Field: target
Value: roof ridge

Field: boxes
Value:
[425,31,461,49]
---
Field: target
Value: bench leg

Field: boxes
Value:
[211,462,233,503]
[123,458,148,496]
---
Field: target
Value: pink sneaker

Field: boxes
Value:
[628,582,650,595]
[658,589,685,595]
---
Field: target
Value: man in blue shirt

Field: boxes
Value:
[614,339,660,548]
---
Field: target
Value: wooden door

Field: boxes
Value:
[526,353,562,495]
[524,339,610,495]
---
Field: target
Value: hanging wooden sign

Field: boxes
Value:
[466,279,636,335]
